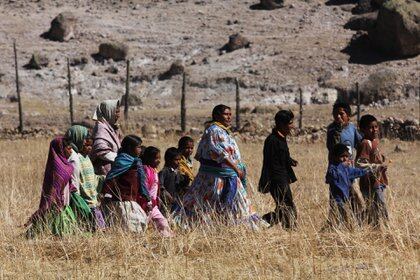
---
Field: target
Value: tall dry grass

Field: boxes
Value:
[0,136,418,279]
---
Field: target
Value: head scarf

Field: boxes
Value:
[92,99,120,125]
[65,125,88,153]
[29,137,74,223]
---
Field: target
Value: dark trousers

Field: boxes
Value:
[262,183,297,229]
[361,185,388,227]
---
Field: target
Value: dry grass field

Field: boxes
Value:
[0,134,418,279]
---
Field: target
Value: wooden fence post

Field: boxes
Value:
[417,80,419,127]
[235,78,240,130]
[299,88,303,129]
[181,72,187,132]
[356,82,360,125]
[13,41,23,133]
[67,58,74,124]
[124,59,130,121]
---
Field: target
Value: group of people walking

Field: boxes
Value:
[25,100,389,238]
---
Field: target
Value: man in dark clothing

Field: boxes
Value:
[259,110,298,229]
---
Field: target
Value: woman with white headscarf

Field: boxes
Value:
[91,99,122,175]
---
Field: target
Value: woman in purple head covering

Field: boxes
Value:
[26,137,77,237]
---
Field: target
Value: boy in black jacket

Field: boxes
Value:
[259,110,298,229]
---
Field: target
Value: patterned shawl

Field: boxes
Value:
[91,117,122,175]
[106,153,150,201]
[29,137,74,222]
[65,125,88,153]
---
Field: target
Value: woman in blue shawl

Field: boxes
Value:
[101,135,150,233]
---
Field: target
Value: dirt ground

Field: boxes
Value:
[0,0,419,131]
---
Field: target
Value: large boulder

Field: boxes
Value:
[344,12,378,31]
[220,34,251,54]
[25,53,49,69]
[359,69,404,104]
[369,0,420,56]
[98,42,129,61]
[44,12,77,42]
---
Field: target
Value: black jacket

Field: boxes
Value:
[258,129,297,193]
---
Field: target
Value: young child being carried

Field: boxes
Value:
[325,144,369,229]
[140,147,174,237]
[356,114,389,228]
[159,147,190,214]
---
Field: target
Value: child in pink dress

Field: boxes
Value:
[139,146,174,237]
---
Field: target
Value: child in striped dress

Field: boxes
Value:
[78,137,106,230]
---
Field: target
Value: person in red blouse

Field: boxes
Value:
[356,114,389,228]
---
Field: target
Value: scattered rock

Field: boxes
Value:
[261,0,284,9]
[239,119,264,135]
[369,0,420,56]
[141,124,158,138]
[394,144,404,152]
[159,60,185,80]
[311,88,338,104]
[381,117,420,140]
[311,132,321,143]
[239,106,253,114]
[251,105,280,114]
[69,56,88,66]
[220,34,251,54]
[120,94,143,106]
[250,0,284,10]
[359,69,404,104]
[42,12,77,42]
[8,95,18,102]
[344,12,377,31]
[227,19,239,25]
[105,65,119,74]
[25,53,49,69]
[97,42,129,61]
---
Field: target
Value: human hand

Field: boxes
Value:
[236,169,245,180]
[291,159,298,167]
[380,164,388,172]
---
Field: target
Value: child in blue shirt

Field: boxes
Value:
[325,144,368,228]
[326,102,362,163]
